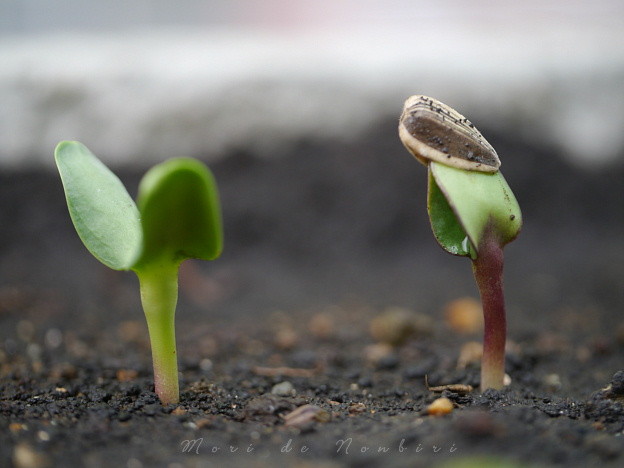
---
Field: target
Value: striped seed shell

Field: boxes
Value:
[399,95,500,172]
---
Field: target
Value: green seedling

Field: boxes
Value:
[55,141,223,405]
[399,96,521,391]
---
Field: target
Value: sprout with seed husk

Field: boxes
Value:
[55,141,223,404]
[399,95,521,391]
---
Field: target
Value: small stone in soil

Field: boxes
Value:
[543,373,562,391]
[363,343,397,368]
[308,312,335,339]
[457,341,483,369]
[50,362,77,380]
[348,402,367,414]
[274,326,298,350]
[283,404,331,428]
[9,423,27,433]
[245,395,299,419]
[13,443,50,468]
[199,358,213,372]
[369,307,432,346]
[444,297,483,334]
[427,397,454,416]
[271,381,296,396]
[116,369,138,382]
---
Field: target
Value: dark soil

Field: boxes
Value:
[1,118,624,467]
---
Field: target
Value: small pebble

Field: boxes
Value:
[195,418,216,429]
[427,397,454,416]
[348,402,367,414]
[369,307,432,346]
[363,343,395,366]
[26,344,42,362]
[50,362,77,380]
[9,423,27,433]
[274,327,298,350]
[13,443,50,468]
[283,404,330,427]
[445,297,483,334]
[543,373,561,391]
[271,381,296,397]
[188,380,213,394]
[44,328,63,349]
[308,312,335,339]
[116,369,138,382]
[457,341,483,369]
[199,358,213,372]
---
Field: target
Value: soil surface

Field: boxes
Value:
[1,119,624,467]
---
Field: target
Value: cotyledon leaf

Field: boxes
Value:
[54,141,142,270]
[427,166,472,257]
[427,162,522,259]
[131,157,223,270]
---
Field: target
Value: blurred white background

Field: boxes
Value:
[1,0,623,168]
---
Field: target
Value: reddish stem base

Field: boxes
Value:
[472,229,506,391]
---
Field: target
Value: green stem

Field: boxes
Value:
[136,261,180,405]
[472,227,506,391]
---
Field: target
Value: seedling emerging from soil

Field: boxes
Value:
[55,141,223,404]
[399,96,521,391]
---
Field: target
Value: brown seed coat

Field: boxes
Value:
[399,95,500,172]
